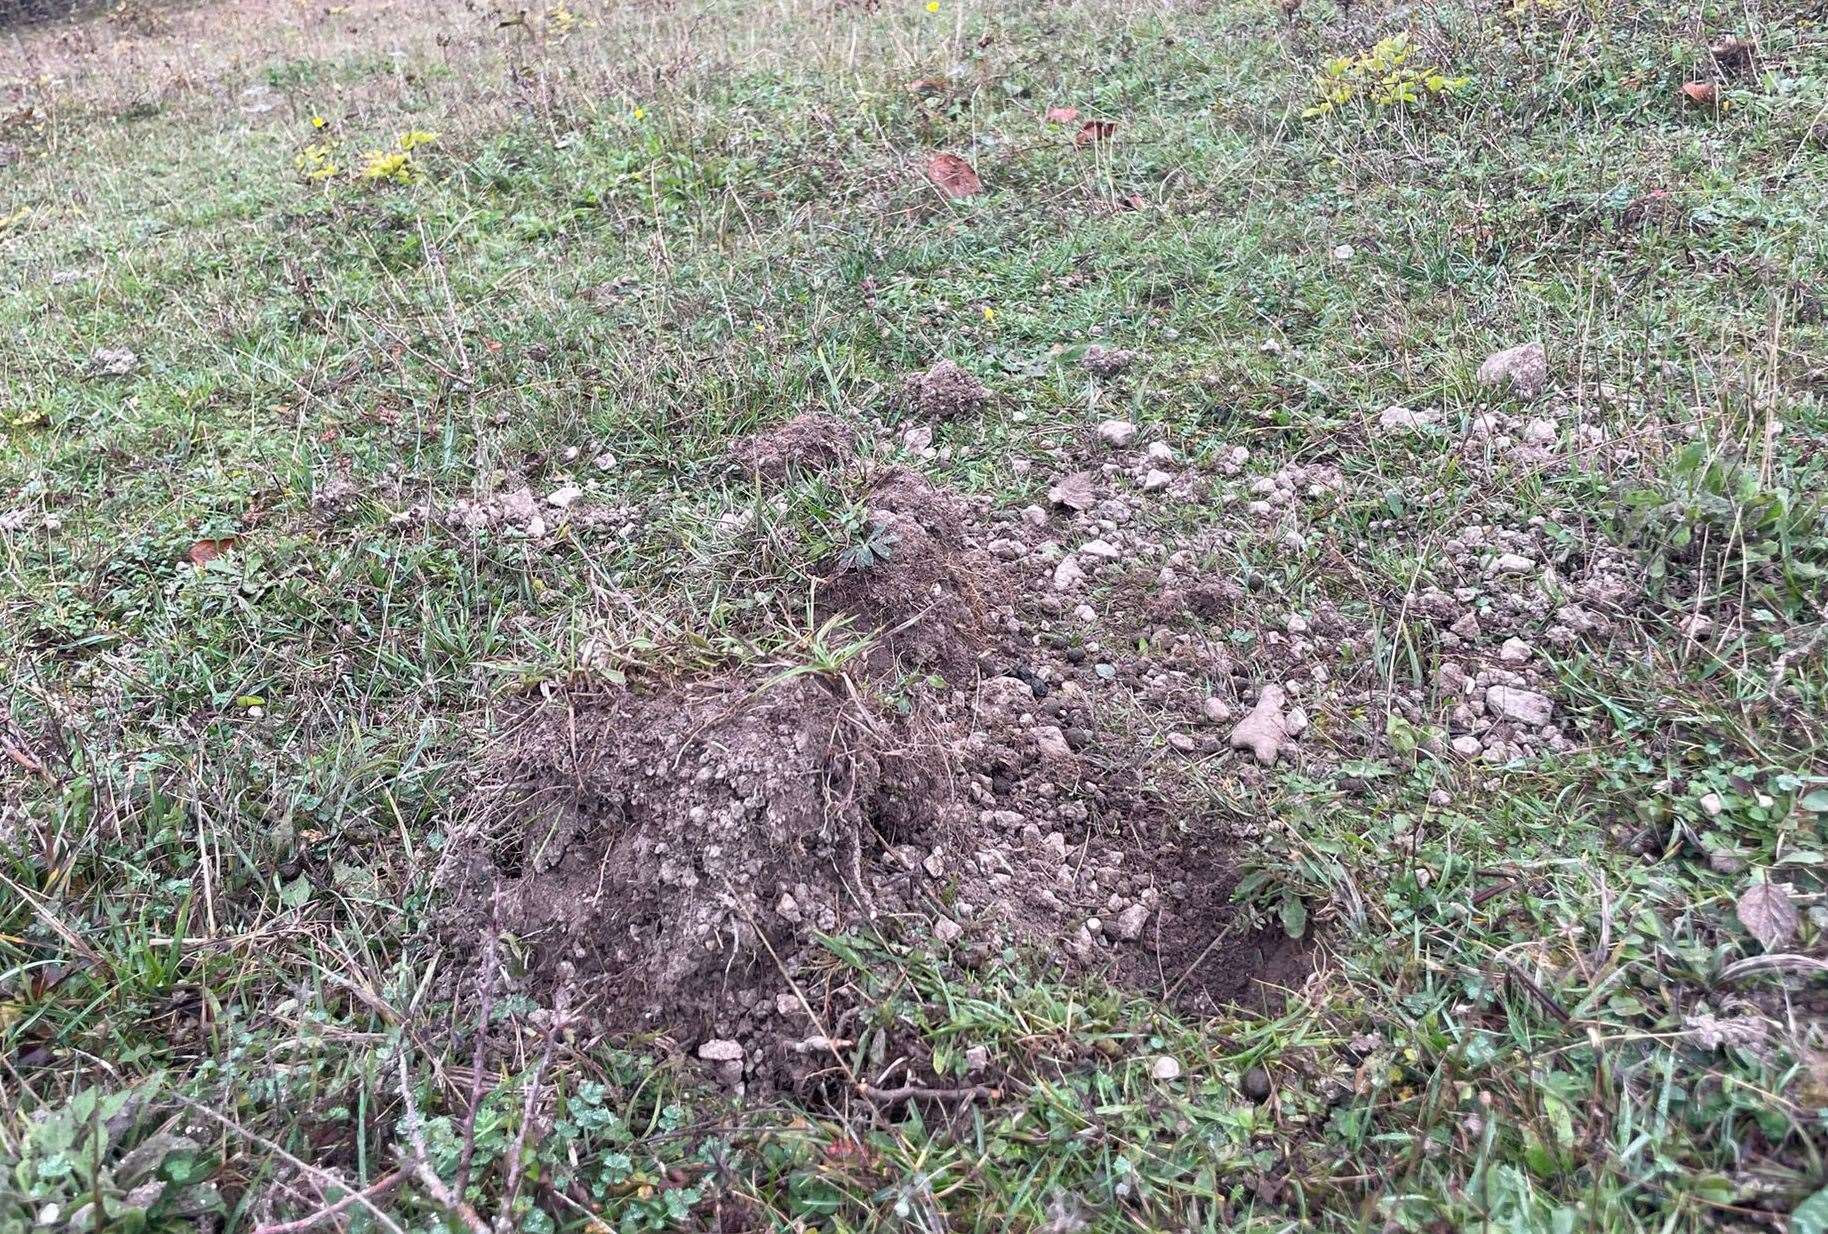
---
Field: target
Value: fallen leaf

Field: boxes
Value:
[1046,471,1095,511]
[907,78,945,95]
[186,537,236,566]
[1736,881,1798,950]
[1793,1186,1828,1234]
[924,153,981,198]
[1680,82,1719,106]
[1074,119,1117,147]
[1044,105,1080,123]
[1116,191,1146,212]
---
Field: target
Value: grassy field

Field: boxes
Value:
[3,0,1827,1229]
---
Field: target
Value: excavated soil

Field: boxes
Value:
[443,453,1310,1091]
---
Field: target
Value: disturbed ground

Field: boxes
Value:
[443,426,1314,1089]
[2,0,1825,1229]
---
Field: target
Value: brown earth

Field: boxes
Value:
[441,454,1311,1092]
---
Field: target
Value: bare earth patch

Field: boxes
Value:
[443,464,1310,1091]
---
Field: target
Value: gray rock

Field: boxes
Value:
[1108,902,1151,941]
[1096,419,1139,447]
[1476,341,1548,399]
[1032,725,1073,759]
[697,1038,744,1063]
[1377,405,1439,432]
[1486,685,1553,726]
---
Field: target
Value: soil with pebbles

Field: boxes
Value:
[441,425,1310,1093]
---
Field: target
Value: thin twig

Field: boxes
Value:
[1721,953,1828,981]
[453,916,501,1201]
[253,1170,408,1234]
[857,1082,1001,1105]
[168,1095,409,1234]
[1496,959,1573,1026]
[397,1054,491,1234]
[497,970,572,1232]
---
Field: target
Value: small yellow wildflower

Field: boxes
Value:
[310,114,328,129]
[358,149,413,183]
[981,306,995,321]
[294,143,339,181]
[397,129,439,151]
[926,1,940,11]
[632,106,648,121]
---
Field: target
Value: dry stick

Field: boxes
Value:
[1496,959,1573,1026]
[858,1082,1000,1106]
[452,917,501,1201]
[1721,953,1828,982]
[168,1095,410,1234]
[252,1170,409,1234]
[396,1054,492,1234]
[498,972,572,1232]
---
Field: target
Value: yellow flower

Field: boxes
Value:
[397,129,438,151]
[981,306,995,321]
[358,149,414,183]
[926,2,939,11]
[310,114,327,129]
[632,106,648,121]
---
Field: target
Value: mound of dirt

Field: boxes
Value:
[814,466,1002,680]
[899,359,989,418]
[725,412,855,483]
[445,676,931,1035]
[444,467,1311,1092]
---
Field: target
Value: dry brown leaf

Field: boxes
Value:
[1736,881,1798,950]
[1074,119,1118,147]
[1680,82,1719,106]
[1047,471,1095,511]
[925,153,982,198]
[908,78,946,96]
[1044,106,1080,123]
[186,537,236,566]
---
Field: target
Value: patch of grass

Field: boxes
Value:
[3,0,1827,1229]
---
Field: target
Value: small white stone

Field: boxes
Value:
[1032,725,1073,759]
[933,916,963,944]
[1698,792,1725,817]
[1053,556,1086,590]
[1378,405,1439,432]
[1144,441,1174,463]
[1286,614,1309,634]
[1486,685,1553,726]
[1150,1055,1183,1080]
[1096,419,1139,447]
[1080,538,1120,559]
[1451,735,1483,758]
[1499,637,1533,664]
[1108,902,1151,941]
[546,485,583,508]
[1201,697,1232,724]
[697,1038,744,1063]
[1489,552,1535,576]
[1141,468,1173,491]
